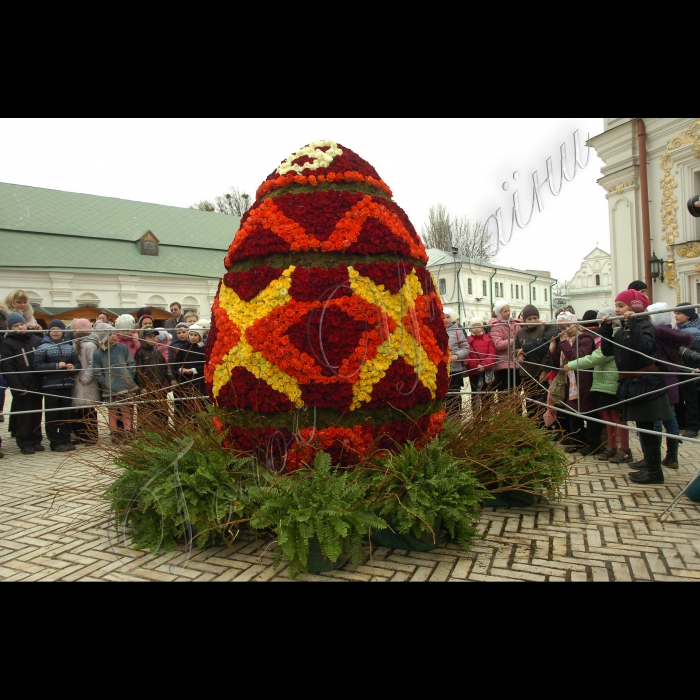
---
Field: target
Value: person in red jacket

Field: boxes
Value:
[465,318,496,408]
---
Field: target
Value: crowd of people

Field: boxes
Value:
[0,292,210,458]
[444,279,700,486]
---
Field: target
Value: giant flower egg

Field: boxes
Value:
[205,141,449,469]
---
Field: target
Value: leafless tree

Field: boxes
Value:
[552,280,572,298]
[190,186,253,217]
[421,204,497,262]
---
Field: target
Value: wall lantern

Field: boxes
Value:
[649,251,665,284]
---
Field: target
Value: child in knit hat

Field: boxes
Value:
[465,318,496,409]
[92,322,137,442]
[490,299,520,392]
[114,314,141,358]
[33,319,81,452]
[174,325,207,415]
[514,305,551,419]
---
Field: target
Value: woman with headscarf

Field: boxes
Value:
[600,289,673,484]
[442,307,470,414]
[490,299,520,392]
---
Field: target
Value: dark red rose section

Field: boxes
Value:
[273,190,365,242]
[287,307,367,377]
[415,267,437,297]
[224,266,284,302]
[266,144,382,183]
[381,200,422,247]
[353,262,414,294]
[217,367,293,413]
[289,266,351,303]
[366,357,432,409]
[300,381,354,412]
[346,218,412,257]
[436,361,449,401]
[227,225,290,263]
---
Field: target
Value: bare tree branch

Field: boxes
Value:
[421,204,497,262]
[189,187,252,217]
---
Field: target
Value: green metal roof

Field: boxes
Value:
[0,182,239,250]
[0,182,241,279]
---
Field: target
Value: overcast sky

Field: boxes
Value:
[0,118,609,281]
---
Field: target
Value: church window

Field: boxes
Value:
[439,278,447,296]
[596,274,601,286]
[468,279,473,295]
[482,281,487,296]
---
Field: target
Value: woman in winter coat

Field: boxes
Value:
[92,322,137,441]
[5,290,40,330]
[175,325,208,415]
[443,308,470,414]
[566,309,631,462]
[0,312,45,454]
[465,317,496,400]
[673,302,700,439]
[549,312,596,453]
[71,318,101,445]
[490,299,520,392]
[33,319,81,452]
[600,290,674,485]
[645,303,693,470]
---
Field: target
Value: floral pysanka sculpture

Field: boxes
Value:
[205,141,450,469]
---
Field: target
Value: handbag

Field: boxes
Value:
[549,370,567,405]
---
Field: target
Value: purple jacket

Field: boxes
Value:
[654,324,693,406]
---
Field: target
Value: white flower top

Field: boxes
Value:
[276,140,343,176]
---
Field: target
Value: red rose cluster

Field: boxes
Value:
[224,266,284,302]
[289,266,351,303]
[274,190,365,241]
[346,218,412,257]
[353,262,414,295]
[228,225,292,263]
[287,306,368,377]
[218,367,293,414]
[367,357,432,410]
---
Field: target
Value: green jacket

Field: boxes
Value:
[567,344,619,397]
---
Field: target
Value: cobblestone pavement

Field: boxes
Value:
[1,418,700,582]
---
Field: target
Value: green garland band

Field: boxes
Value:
[261,180,392,202]
[229,253,427,273]
[213,401,444,432]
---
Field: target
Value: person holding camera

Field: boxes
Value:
[673,303,700,439]
[600,290,673,485]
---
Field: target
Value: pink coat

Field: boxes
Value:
[118,334,141,358]
[489,317,520,372]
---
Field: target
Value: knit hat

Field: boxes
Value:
[442,307,456,320]
[628,280,648,292]
[157,331,172,343]
[48,319,66,331]
[676,302,698,321]
[115,314,135,331]
[72,318,93,332]
[597,307,620,327]
[493,299,509,316]
[93,322,113,345]
[581,310,599,328]
[6,312,26,328]
[615,289,650,310]
[199,320,211,330]
[175,322,189,330]
[138,314,153,328]
[469,317,485,328]
[557,311,578,324]
[647,302,671,327]
[188,324,204,340]
[521,305,539,320]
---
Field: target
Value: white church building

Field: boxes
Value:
[589,118,700,307]
[568,247,613,316]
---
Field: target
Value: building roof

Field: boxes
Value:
[426,249,556,280]
[0,182,240,279]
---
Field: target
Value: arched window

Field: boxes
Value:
[147,295,167,309]
[596,274,601,286]
[182,295,200,310]
[76,292,101,308]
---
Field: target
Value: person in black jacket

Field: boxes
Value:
[175,325,207,415]
[0,313,45,455]
[33,320,81,452]
[134,328,176,427]
[600,290,673,485]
